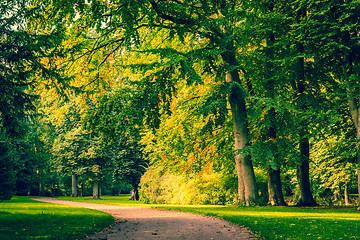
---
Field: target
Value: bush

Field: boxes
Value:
[139,166,237,205]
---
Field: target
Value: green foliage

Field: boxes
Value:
[27,0,360,206]
[139,165,237,205]
[311,135,358,204]
[84,85,148,191]
[0,141,15,200]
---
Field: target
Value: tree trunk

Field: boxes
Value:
[221,46,258,205]
[344,183,349,206]
[349,105,360,208]
[71,174,78,197]
[130,184,139,201]
[92,180,99,199]
[267,166,287,206]
[266,110,286,206]
[293,7,317,206]
[80,182,83,197]
[342,40,360,209]
[262,8,286,206]
[358,167,360,209]
[296,137,317,206]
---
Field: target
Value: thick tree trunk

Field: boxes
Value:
[296,138,317,206]
[267,166,287,206]
[71,174,78,197]
[293,10,317,205]
[130,184,139,201]
[221,48,258,205]
[92,180,99,199]
[348,106,360,208]
[262,11,286,206]
[266,110,286,206]
[343,43,360,209]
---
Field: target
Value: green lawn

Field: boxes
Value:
[2,195,359,239]
[0,196,114,240]
[58,195,360,240]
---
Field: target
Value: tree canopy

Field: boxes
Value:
[1,0,359,207]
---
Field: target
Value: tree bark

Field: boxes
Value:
[92,180,99,199]
[130,184,139,201]
[262,5,286,206]
[344,183,349,206]
[293,6,317,206]
[71,174,78,197]
[342,40,360,208]
[267,166,287,206]
[221,46,258,205]
[296,138,317,206]
[266,123,286,206]
[265,106,286,206]
[347,82,360,208]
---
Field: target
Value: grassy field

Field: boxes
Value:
[58,195,360,240]
[0,196,114,240]
[2,195,359,239]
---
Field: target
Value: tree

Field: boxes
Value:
[0,0,66,199]
[84,86,148,201]
[33,0,260,205]
[306,0,360,207]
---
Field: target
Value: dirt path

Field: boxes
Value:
[31,198,257,240]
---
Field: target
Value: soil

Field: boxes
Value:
[31,198,257,240]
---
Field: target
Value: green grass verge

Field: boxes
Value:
[0,196,114,240]
[58,195,360,240]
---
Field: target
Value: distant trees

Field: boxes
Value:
[0,0,60,200]
[84,87,148,200]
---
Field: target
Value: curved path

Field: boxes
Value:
[31,198,257,240]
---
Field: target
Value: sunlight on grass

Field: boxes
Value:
[58,195,360,240]
[0,196,114,240]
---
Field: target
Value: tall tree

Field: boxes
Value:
[84,86,148,201]
[32,0,259,204]
[307,0,360,207]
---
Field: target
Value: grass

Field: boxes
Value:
[0,196,114,240]
[58,195,360,240]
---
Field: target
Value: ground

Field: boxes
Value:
[32,198,257,240]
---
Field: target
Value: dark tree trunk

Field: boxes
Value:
[71,174,78,197]
[262,5,286,206]
[221,45,258,205]
[92,180,99,199]
[130,184,139,201]
[267,166,287,206]
[293,6,317,206]
[296,138,317,206]
[80,182,84,197]
[266,124,286,206]
[344,54,360,208]
[342,34,360,209]
[265,109,286,206]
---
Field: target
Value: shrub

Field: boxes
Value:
[139,165,237,205]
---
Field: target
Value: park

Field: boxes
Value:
[1,0,360,239]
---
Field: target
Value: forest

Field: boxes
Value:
[1,0,360,208]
